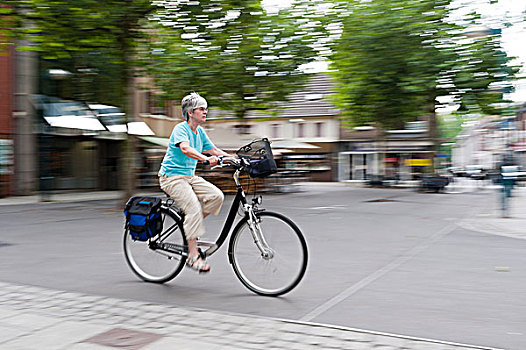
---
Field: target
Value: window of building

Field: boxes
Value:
[164,101,174,118]
[148,93,164,115]
[271,124,280,139]
[297,123,305,138]
[233,124,252,134]
[140,92,149,114]
[315,122,323,137]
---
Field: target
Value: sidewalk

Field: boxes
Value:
[0,191,124,206]
[457,185,526,240]
[0,281,502,350]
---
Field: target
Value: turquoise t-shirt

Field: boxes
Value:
[159,122,215,176]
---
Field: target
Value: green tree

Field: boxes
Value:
[1,0,157,200]
[140,0,328,119]
[0,4,16,53]
[330,0,518,157]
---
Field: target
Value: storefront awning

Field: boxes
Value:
[33,95,105,132]
[34,96,156,135]
[43,115,106,131]
[88,103,154,135]
[127,122,155,136]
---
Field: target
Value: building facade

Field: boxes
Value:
[452,107,526,171]
[0,43,14,197]
[0,37,39,197]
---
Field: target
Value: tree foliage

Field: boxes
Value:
[330,0,519,131]
[2,0,156,106]
[1,0,158,199]
[140,0,329,118]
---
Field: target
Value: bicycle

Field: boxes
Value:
[123,140,308,296]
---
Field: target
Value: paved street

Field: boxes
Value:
[0,181,525,349]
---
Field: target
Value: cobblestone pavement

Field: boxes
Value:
[0,281,502,350]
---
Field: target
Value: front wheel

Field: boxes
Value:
[228,211,308,296]
[123,206,187,283]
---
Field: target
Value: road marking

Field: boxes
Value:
[309,205,347,210]
[299,223,457,322]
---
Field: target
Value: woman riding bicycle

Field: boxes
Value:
[158,92,233,273]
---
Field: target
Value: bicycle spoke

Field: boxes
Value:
[230,211,308,296]
[124,207,186,283]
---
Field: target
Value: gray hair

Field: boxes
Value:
[181,92,207,121]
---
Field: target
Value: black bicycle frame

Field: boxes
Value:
[155,175,250,258]
[202,183,249,257]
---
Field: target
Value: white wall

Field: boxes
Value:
[209,118,339,142]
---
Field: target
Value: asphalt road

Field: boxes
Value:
[1,184,525,349]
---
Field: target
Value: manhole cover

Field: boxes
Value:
[365,198,397,203]
[83,328,164,350]
[0,242,13,248]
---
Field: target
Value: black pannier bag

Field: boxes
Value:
[124,196,162,241]
[237,138,278,178]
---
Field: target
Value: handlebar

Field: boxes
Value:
[202,156,243,168]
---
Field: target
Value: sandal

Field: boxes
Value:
[186,255,210,273]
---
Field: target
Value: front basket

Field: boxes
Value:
[236,138,278,178]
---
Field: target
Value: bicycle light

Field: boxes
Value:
[252,195,262,206]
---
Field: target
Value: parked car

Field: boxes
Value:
[464,165,486,180]
[366,175,399,188]
[419,174,450,193]
[447,166,466,177]
[366,175,386,187]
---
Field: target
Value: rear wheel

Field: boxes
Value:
[229,211,308,296]
[123,206,186,283]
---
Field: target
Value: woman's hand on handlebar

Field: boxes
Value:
[204,155,219,166]
[203,155,240,168]
[221,156,241,166]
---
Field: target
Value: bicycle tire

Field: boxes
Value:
[123,206,187,283]
[228,211,308,296]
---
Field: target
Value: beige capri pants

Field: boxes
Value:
[159,175,224,239]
